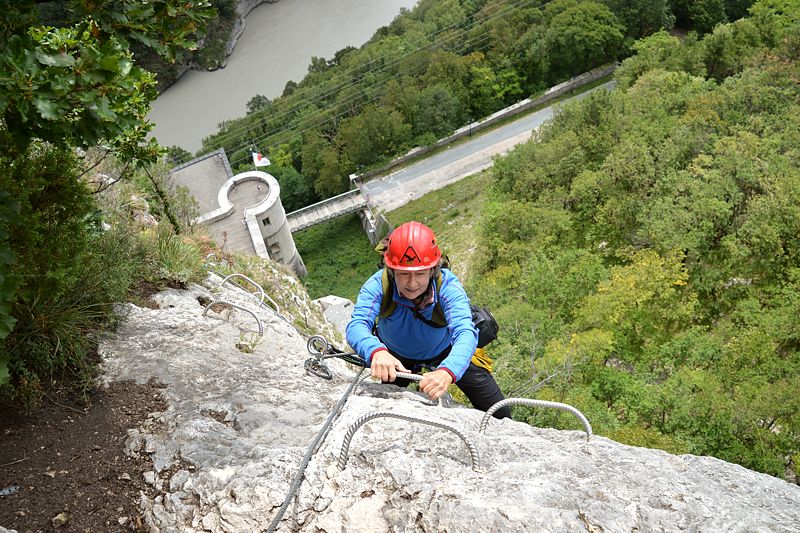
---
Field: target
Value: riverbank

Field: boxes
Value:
[148,0,417,151]
[150,0,282,92]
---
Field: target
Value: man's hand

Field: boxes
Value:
[370,350,409,382]
[419,369,453,401]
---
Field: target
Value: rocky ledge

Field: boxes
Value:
[97,274,800,532]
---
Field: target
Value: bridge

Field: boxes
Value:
[286,189,368,233]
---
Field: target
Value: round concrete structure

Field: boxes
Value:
[196,170,306,277]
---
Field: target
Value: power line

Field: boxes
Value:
[215,0,543,166]
[224,31,501,169]
[225,34,500,169]
[173,0,543,166]
[189,0,538,157]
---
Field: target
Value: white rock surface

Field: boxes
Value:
[99,274,800,532]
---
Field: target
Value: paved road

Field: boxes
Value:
[361,81,615,212]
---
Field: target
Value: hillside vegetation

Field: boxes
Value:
[297,0,800,483]
[3,0,798,487]
[470,2,800,480]
[193,0,688,208]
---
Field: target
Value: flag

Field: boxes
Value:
[252,152,271,167]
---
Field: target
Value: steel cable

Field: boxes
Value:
[264,366,366,533]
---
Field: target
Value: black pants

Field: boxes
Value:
[387,349,511,419]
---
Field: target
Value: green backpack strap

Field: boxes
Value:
[379,268,397,320]
[429,270,446,326]
[378,267,447,328]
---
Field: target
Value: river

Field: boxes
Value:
[148,0,418,153]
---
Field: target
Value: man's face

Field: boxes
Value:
[394,268,433,300]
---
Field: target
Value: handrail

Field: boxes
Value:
[220,273,266,308]
[202,299,264,337]
[395,371,423,382]
[479,398,592,441]
[220,272,283,315]
[338,411,481,471]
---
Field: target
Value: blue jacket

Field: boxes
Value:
[346,268,478,381]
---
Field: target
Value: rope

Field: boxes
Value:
[264,366,366,533]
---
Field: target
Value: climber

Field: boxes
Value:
[346,221,511,418]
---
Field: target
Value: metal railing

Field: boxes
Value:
[479,398,592,441]
[338,411,481,471]
[202,299,264,337]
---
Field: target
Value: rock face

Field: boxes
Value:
[99,275,800,532]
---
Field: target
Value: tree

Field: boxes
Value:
[614,31,707,88]
[0,0,215,162]
[282,80,298,97]
[412,83,462,139]
[314,147,347,198]
[271,166,317,212]
[0,1,215,393]
[602,0,675,39]
[337,106,411,167]
[544,1,625,79]
[0,191,18,385]
[701,18,763,81]
[512,25,551,94]
[672,0,729,33]
[574,249,698,360]
[246,94,271,115]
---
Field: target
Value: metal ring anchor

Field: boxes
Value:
[338,411,481,471]
[479,398,592,440]
[305,335,333,380]
[202,299,264,337]
[307,335,330,356]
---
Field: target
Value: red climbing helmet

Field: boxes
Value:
[384,221,442,271]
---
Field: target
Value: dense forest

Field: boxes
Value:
[470,2,800,481]
[188,0,696,211]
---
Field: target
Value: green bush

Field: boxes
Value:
[143,224,206,285]
[0,134,151,406]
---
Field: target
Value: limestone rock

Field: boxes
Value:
[99,274,800,532]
